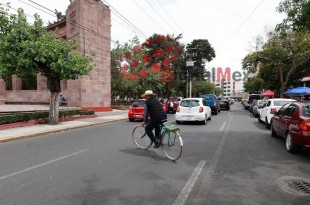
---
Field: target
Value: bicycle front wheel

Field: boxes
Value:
[132,125,152,150]
[161,131,183,161]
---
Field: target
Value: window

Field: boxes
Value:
[283,104,296,117]
[303,105,310,116]
[277,104,290,115]
[274,101,293,107]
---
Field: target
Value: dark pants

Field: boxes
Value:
[145,117,165,142]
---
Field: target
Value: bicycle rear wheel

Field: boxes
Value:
[132,125,152,149]
[161,130,183,161]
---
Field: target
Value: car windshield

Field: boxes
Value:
[180,100,200,107]
[201,95,215,100]
[274,101,292,106]
[132,101,145,107]
[303,105,310,116]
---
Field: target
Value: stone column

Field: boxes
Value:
[0,76,7,104]
[37,73,48,90]
[12,75,22,90]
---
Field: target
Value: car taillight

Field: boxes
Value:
[177,107,180,112]
[214,100,216,106]
[271,108,277,113]
[300,119,310,131]
[199,107,203,113]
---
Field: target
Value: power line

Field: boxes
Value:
[103,0,148,39]
[217,0,265,51]
[144,0,179,34]
[132,0,169,34]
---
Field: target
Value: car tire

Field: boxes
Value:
[265,117,271,129]
[176,120,181,124]
[208,115,211,120]
[129,118,134,122]
[286,132,301,153]
[258,115,262,123]
[271,124,277,137]
[202,117,207,125]
[213,109,218,115]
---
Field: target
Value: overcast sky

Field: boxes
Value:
[6,0,285,75]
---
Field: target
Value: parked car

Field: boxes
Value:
[219,98,230,110]
[175,98,211,125]
[200,94,221,115]
[253,100,267,117]
[259,98,296,128]
[244,94,261,110]
[270,101,310,153]
[166,97,183,114]
[128,99,166,121]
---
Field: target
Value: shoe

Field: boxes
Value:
[153,140,161,148]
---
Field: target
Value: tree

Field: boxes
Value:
[112,34,185,98]
[276,0,310,32]
[186,39,216,80]
[0,6,94,124]
[242,30,310,96]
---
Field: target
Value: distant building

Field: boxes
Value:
[0,0,111,112]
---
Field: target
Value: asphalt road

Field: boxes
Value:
[0,103,309,205]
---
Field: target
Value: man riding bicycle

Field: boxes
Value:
[141,90,167,148]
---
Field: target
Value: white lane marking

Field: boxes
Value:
[0,149,88,181]
[219,121,227,132]
[173,160,206,205]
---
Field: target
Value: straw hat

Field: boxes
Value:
[141,90,154,98]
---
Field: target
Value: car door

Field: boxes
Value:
[278,103,296,137]
[261,100,271,122]
[272,104,287,134]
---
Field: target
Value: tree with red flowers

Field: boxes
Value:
[112,34,184,98]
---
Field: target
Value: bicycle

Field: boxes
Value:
[132,119,183,161]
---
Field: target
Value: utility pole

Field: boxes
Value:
[186,47,198,98]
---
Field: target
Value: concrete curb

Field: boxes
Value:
[0,117,128,143]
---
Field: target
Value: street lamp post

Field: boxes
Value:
[186,60,195,98]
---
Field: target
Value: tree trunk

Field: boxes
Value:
[48,77,61,124]
[49,92,60,124]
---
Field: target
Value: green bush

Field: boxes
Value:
[0,109,95,125]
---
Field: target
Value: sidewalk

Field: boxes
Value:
[0,105,128,142]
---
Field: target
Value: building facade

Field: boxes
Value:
[0,0,111,112]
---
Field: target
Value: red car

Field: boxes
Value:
[270,101,310,153]
[128,99,167,121]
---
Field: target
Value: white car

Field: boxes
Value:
[175,98,212,125]
[259,98,296,128]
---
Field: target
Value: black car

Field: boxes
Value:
[219,98,230,110]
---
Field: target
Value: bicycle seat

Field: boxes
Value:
[160,119,168,123]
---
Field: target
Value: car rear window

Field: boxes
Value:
[303,105,310,116]
[274,101,292,106]
[201,95,215,100]
[132,101,145,107]
[180,100,200,107]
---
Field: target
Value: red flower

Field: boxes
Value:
[151,63,161,73]
[163,57,170,67]
[171,54,176,61]
[142,53,151,65]
[156,35,165,43]
[130,73,137,81]
[131,59,139,68]
[144,38,153,47]
[140,68,147,78]
[154,47,163,59]
[123,73,128,79]
[133,44,142,54]
[122,63,129,71]
[165,45,172,53]
[161,68,173,82]
[125,51,132,59]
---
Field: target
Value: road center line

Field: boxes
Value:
[219,121,227,131]
[173,160,206,205]
[194,115,232,205]
[0,149,88,181]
